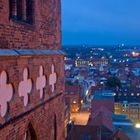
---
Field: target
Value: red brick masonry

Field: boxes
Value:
[0,50,65,140]
[0,0,64,139]
[0,0,61,50]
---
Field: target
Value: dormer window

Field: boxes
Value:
[9,0,34,24]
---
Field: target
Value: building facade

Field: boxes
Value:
[0,0,64,140]
[115,102,140,121]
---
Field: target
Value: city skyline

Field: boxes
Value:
[62,0,140,45]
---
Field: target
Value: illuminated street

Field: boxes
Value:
[70,112,90,125]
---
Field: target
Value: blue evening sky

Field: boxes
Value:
[62,0,140,45]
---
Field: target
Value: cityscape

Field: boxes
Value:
[64,45,140,140]
[0,0,140,140]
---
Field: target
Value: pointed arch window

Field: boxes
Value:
[24,123,37,140]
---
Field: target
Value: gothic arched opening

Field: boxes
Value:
[54,114,57,140]
[24,123,37,140]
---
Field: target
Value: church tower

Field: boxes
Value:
[0,0,64,140]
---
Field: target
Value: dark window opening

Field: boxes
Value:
[17,0,23,20]
[24,123,37,140]
[9,0,13,18]
[9,0,16,18]
[26,0,33,23]
[54,115,57,140]
[9,0,34,24]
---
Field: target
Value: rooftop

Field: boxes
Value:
[93,90,114,100]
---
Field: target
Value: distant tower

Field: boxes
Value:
[0,0,64,140]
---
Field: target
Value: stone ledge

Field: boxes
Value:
[0,92,63,129]
[0,49,65,56]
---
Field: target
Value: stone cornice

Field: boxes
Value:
[0,49,65,56]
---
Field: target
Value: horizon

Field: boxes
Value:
[62,44,140,48]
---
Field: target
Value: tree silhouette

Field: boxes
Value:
[106,76,121,88]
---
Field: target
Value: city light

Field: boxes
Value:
[132,51,139,57]
[135,123,140,128]
[81,100,84,104]
[73,101,77,104]
[132,51,135,56]
[86,90,89,96]
[114,93,116,96]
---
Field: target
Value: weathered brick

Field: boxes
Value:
[0,0,61,50]
[0,0,64,140]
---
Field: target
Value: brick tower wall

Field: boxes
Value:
[0,0,64,140]
[0,0,61,50]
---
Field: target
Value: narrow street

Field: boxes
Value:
[70,112,90,125]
